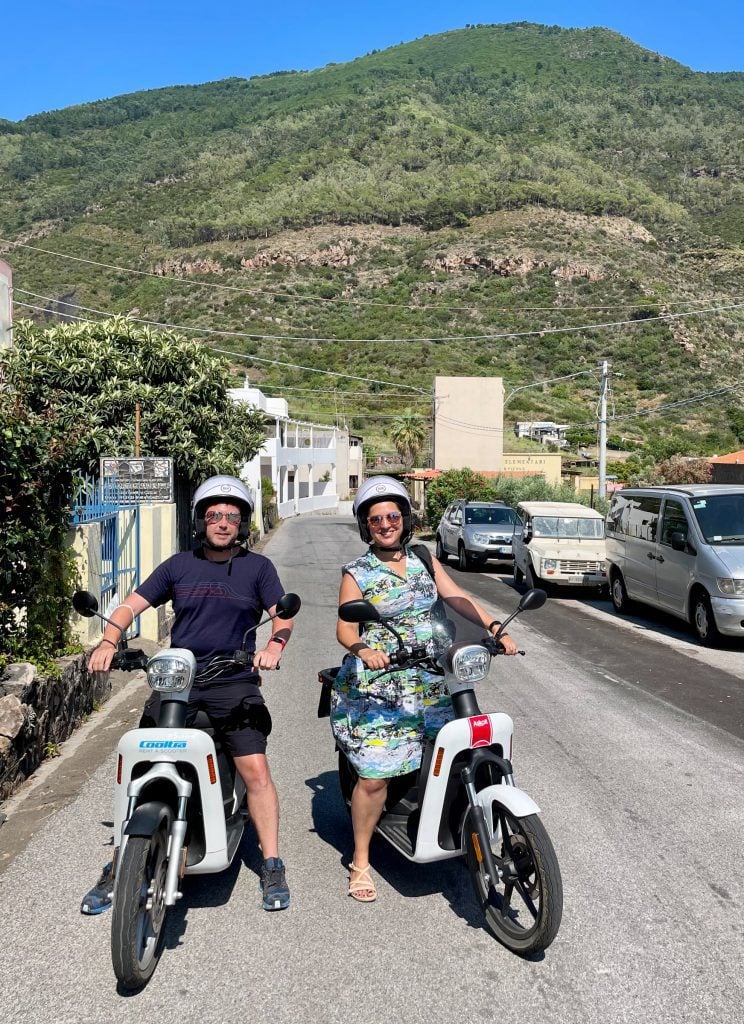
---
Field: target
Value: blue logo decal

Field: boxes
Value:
[139,740,187,749]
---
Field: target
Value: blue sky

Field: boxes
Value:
[1,1,741,121]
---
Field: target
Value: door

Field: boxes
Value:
[655,498,694,617]
[623,495,662,604]
[444,503,462,555]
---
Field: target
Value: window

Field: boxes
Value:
[625,496,661,542]
[660,500,689,547]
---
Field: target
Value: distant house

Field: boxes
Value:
[514,420,570,447]
[708,450,744,484]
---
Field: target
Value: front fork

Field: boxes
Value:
[461,756,515,888]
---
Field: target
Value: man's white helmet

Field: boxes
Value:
[352,475,413,545]
[192,475,254,541]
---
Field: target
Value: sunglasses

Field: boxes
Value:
[204,510,242,525]
[367,512,403,527]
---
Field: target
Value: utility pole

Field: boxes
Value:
[598,360,610,500]
[0,258,12,349]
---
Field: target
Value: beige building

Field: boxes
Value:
[501,452,562,485]
[434,376,504,472]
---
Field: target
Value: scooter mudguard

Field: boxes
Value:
[474,783,541,820]
[124,800,174,838]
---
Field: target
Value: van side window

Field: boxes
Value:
[607,494,630,535]
[626,496,661,542]
[660,500,689,547]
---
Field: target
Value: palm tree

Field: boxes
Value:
[390,408,427,470]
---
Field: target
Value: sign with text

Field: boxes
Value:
[100,457,174,503]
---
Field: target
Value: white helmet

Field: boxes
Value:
[192,475,254,541]
[352,475,412,545]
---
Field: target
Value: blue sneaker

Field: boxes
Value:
[260,857,290,911]
[81,862,113,915]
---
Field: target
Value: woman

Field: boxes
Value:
[331,476,519,902]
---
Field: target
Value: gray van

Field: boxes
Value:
[605,484,744,643]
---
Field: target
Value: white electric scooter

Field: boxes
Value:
[73,589,301,990]
[319,587,562,956]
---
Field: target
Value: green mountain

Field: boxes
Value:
[2,23,743,456]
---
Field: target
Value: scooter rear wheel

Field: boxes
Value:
[464,807,562,956]
[111,828,169,990]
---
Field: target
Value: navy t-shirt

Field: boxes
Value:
[136,547,285,700]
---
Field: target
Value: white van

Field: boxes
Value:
[512,501,607,592]
[605,484,744,644]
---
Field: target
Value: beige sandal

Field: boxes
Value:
[348,861,377,903]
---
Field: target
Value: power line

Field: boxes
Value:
[4,235,738,315]
[14,287,744,346]
[12,299,430,394]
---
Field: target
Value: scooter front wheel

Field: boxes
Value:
[111,829,169,990]
[464,808,562,956]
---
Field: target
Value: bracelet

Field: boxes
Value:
[487,620,502,633]
[99,638,117,649]
[269,635,286,648]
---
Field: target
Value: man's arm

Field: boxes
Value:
[253,602,294,671]
[88,592,152,672]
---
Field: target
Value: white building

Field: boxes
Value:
[514,421,570,447]
[228,380,362,532]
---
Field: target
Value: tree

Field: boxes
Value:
[2,318,266,662]
[425,468,496,527]
[389,408,427,471]
[656,455,712,484]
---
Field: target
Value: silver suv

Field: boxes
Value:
[435,500,522,571]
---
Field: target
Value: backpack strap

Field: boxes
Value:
[409,543,436,581]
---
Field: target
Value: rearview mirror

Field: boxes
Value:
[72,591,99,617]
[276,593,301,619]
[519,588,547,612]
[338,600,380,624]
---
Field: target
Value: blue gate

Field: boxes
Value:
[70,475,140,637]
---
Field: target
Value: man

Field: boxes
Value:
[84,475,295,912]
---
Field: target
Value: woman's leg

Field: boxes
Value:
[349,776,388,896]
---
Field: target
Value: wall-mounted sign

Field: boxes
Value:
[100,457,174,503]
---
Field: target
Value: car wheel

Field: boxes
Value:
[458,545,471,572]
[435,535,447,564]
[610,571,632,614]
[691,590,721,645]
[525,564,539,591]
[513,562,524,586]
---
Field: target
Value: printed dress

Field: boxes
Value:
[330,547,453,778]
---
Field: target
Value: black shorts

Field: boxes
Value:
[140,681,272,757]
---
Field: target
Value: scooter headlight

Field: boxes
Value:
[146,648,197,692]
[451,644,490,683]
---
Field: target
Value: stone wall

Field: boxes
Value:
[0,657,112,802]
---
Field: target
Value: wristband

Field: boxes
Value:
[269,635,286,648]
[487,621,502,634]
[99,638,117,649]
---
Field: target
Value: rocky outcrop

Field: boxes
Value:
[0,656,112,802]
[426,252,547,276]
[241,242,357,270]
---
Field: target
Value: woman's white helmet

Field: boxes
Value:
[192,475,254,541]
[352,475,413,545]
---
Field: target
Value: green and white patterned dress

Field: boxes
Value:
[330,546,453,778]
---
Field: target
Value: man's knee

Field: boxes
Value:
[235,754,272,791]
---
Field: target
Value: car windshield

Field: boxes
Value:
[690,494,744,544]
[531,516,604,539]
[465,507,519,525]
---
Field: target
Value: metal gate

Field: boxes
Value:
[69,475,140,637]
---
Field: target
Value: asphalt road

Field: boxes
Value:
[0,515,742,1024]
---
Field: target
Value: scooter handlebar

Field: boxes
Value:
[111,648,149,671]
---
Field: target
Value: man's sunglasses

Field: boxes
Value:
[204,510,242,525]
[367,512,403,527]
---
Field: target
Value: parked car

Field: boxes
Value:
[435,500,522,571]
[512,501,607,592]
[605,484,744,644]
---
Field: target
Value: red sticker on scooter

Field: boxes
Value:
[468,715,492,748]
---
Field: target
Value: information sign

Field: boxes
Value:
[100,457,174,503]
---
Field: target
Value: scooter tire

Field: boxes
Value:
[111,829,169,991]
[464,807,562,956]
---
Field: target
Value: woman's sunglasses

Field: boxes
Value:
[367,512,402,527]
